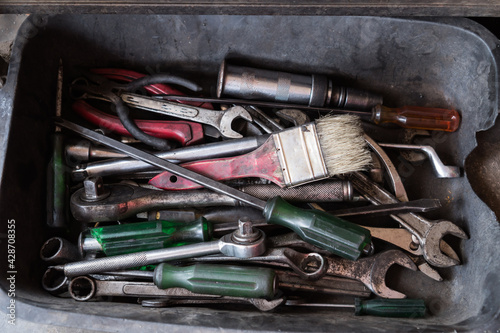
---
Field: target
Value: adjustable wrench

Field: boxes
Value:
[346,171,468,268]
[68,277,284,311]
[121,92,252,139]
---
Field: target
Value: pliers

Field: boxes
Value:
[71,68,203,150]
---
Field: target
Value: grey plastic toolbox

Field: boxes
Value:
[0,15,499,331]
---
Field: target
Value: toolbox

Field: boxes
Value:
[0,14,499,331]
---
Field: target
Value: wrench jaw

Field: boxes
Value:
[422,221,468,268]
[219,106,253,139]
[369,250,417,299]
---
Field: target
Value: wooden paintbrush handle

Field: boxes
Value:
[148,137,284,190]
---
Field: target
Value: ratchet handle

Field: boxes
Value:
[149,137,284,190]
[371,105,460,132]
[154,263,277,299]
[355,298,426,317]
[263,196,371,260]
[89,217,213,256]
[72,100,204,146]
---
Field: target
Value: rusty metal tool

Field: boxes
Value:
[324,249,417,299]
[275,271,371,297]
[346,171,468,268]
[70,178,354,223]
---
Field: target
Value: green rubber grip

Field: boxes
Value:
[90,217,212,256]
[354,298,426,317]
[153,263,277,299]
[263,196,371,260]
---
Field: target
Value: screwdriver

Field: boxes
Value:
[286,298,426,318]
[158,95,461,132]
[81,217,215,256]
[57,119,372,261]
[153,263,277,299]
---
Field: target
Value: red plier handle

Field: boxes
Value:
[91,68,213,109]
[73,100,204,146]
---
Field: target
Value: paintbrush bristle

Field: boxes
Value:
[316,114,372,176]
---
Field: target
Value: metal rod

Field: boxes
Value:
[57,119,267,210]
[329,199,441,217]
[155,95,371,118]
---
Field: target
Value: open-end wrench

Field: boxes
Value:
[346,171,468,267]
[267,230,444,281]
[121,92,252,139]
[325,249,417,299]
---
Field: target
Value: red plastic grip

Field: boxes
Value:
[72,100,204,146]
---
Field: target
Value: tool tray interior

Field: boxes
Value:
[0,15,499,331]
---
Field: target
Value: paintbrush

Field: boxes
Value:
[149,114,371,190]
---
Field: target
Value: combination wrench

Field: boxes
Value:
[182,247,327,281]
[68,277,284,311]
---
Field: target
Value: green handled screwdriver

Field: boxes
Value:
[58,119,371,260]
[153,263,277,299]
[81,217,214,256]
[81,209,371,259]
[286,298,426,318]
